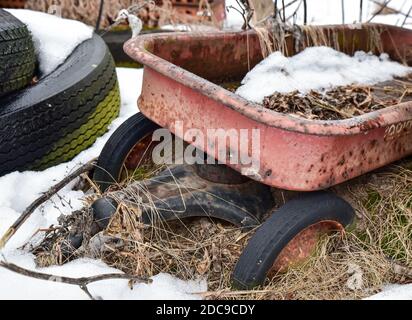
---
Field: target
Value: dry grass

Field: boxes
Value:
[81,158,412,300]
[32,158,412,300]
[25,0,222,29]
[102,214,252,291]
[262,78,412,120]
[254,22,387,62]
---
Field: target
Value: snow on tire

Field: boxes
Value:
[0,8,36,97]
[0,34,120,176]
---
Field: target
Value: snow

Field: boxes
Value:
[6,9,93,76]
[366,284,412,300]
[0,253,206,300]
[236,46,412,103]
[0,68,206,300]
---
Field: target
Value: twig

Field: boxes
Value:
[368,0,392,23]
[199,288,276,298]
[402,5,412,27]
[228,0,253,30]
[95,0,105,31]
[279,0,300,11]
[307,94,353,119]
[0,260,151,300]
[359,0,364,23]
[286,0,303,22]
[398,88,412,104]
[0,161,96,250]
[98,1,154,37]
[303,0,307,25]
[369,0,411,18]
[275,0,302,22]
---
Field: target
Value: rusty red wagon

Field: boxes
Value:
[92,24,412,289]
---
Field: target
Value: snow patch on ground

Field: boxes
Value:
[0,252,206,300]
[0,68,142,250]
[0,68,206,300]
[6,9,93,76]
[366,284,412,300]
[236,46,412,103]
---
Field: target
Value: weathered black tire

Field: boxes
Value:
[0,34,120,176]
[232,192,355,290]
[93,113,160,192]
[0,9,36,97]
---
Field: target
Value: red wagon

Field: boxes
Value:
[92,24,412,289]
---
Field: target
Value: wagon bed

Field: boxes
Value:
[124,24,412,191]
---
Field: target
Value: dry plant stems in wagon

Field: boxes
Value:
[234,20,412,120]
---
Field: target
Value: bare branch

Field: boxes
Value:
[368,0,411,18]
[303,0,307,25]
[359,0,364,22]
[0,260,151,300]
[368,0,393,23]
[402,5,412,27]
[0,161,96,249]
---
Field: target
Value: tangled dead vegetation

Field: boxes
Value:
[25,0,221,29]
[262,75,412,120]
[223,75,412,121]
[30,157,412,300]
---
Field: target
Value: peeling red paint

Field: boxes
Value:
[124,24,412,191]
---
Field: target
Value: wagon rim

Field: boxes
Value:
[269,220,345,275]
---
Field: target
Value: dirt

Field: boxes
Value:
[262,75,412,120]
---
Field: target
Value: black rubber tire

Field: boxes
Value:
[93,112,160,192]
[232,191,355,290]
[0,9,36,97]
[0,33,120,176]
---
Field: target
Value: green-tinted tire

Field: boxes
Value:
[0,34,120,176]
[0,9,36,97]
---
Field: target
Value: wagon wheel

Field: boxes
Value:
[231,192,355,290]
[93,112,162,192]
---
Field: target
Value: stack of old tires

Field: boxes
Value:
[0,8,121,176]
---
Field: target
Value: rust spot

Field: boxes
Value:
[337,156,346,166]
[269,221,344,275]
